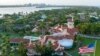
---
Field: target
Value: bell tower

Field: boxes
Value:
[67,17,74,29]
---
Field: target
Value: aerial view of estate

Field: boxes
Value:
[0,0,100,56]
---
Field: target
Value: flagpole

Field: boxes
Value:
[94,40,97,56]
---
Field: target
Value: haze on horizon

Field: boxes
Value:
[0,0,100,6]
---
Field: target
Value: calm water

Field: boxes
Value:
[0,7,64,14]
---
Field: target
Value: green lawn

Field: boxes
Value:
[95,40,100,56]
[82,38,95,45]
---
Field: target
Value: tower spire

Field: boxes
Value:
[67,16,74,29]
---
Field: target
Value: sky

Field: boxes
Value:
[0,0,100,6]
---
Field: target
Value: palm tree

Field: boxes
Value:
[34,42,55,56]
[17,42,27,56]
[38,21,47,35]
[0,35,12,56]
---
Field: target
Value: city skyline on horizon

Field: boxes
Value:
[0,0,100,6]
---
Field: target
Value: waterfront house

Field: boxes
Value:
[40,17,78,51]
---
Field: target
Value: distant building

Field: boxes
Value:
[89,12,97,17]
[77,13,85,20]
[0,14,3,19]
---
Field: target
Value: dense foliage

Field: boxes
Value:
[0,7,100,37]
[34,42,55,56]
[77,22,100,35]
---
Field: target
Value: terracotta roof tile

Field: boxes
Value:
[26,43,35,49]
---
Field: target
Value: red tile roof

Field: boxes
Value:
[50,25,78,37]
[26,43,35,49]
[10,38,36,49]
